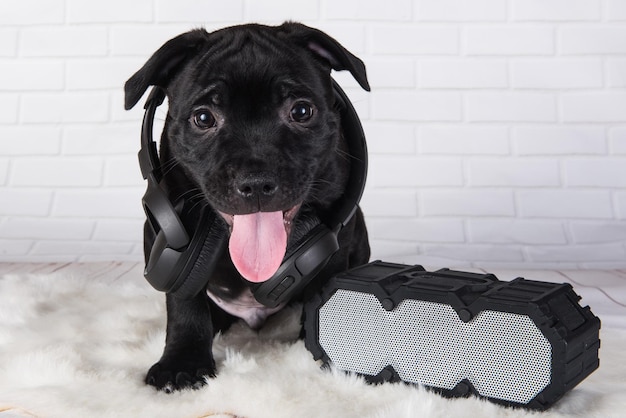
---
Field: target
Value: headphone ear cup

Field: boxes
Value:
[250,216,340,308]
[284,212,322,258]
[170,208,229,299]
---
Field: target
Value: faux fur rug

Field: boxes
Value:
[0,263,624,418]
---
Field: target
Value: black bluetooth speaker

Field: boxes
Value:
[303,261,601,410]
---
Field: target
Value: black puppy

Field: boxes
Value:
[125,22,370,392]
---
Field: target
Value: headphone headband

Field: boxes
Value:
[139,87,165,182]
[326,81,368,229]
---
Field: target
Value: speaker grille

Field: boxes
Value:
[319,289,552,404]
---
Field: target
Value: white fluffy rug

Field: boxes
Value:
[0,263,624,418]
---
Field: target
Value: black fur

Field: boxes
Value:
[125,22,370,392]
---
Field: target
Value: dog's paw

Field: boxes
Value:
[145,361,216,392]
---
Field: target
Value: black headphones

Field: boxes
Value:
[139,80,367,308]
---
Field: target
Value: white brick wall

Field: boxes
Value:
[419,59,508,89]
[464,25,555,55]
[511,0,602,21]
[511,59,604,89]
[1,0,625,269]
[466,92,557,122]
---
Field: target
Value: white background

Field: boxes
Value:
[1,0,625,269]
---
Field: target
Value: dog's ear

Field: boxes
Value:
[280,22,370,92]
[124,29,210,110]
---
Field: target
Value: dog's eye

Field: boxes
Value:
[290,102,314,123]
[192,110,217,130]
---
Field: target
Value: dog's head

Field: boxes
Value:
[125,22,369,283]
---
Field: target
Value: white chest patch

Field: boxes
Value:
[207,288,286,330]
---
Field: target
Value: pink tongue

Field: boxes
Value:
[228,211,287,283]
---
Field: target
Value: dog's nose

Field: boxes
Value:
[236,175,278,199]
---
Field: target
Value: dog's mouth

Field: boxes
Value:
[218,204,301,283]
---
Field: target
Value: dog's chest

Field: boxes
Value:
[206,288,285,330]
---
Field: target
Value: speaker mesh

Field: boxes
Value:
[319,289,552,405]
